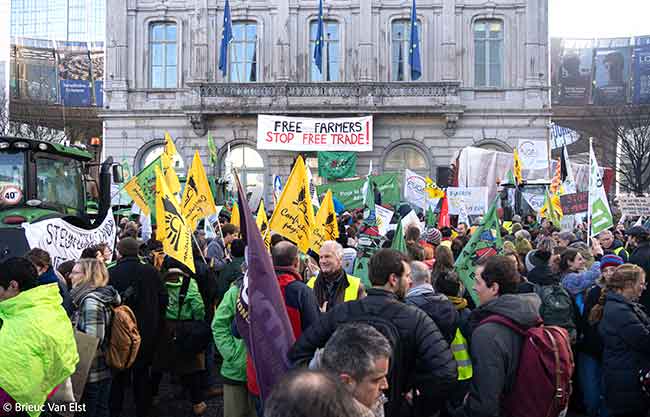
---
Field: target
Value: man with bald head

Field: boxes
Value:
[598,229,628,261]
[307,240,365,312]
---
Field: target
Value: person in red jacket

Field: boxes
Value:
[245,241,320,415]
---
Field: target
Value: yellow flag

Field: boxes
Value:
[513,148,523,185]
[162,133,182,193]
[181,151,217,230]
[124,177,151,216]
[425,177,445,199]
[256,199,271,249]
[230,201,240,228]
[269,156,315,253]
[310,189,339,254]
[155,166,195,273]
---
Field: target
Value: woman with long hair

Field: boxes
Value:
[594,264,650,417]
[69,258,121,417]
[432,245,454,276]
[559,246,602,297]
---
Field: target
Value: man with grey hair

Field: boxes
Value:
[598,229,628,261]
[557,231,577,249]
[320,323,391,417]
[405,261,458,343]
[307,240,365,312]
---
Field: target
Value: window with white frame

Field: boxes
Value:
[310,20,340,82]
[383,145,430,179]
[221,145,265,196]
[474,19,503,88]
[150,22,177,89]
[229,22,257,82]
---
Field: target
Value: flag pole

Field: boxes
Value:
[191,232,209,265]
[587,137,593,240]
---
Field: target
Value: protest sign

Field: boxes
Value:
[446,187,488,215]
[375,205,394,236]
[316,173,401,210]
[617,195,650,217]
[522,190,547,213]
[23,209,117,268]
[517,140,549,171]
[257,115,373,152]
[404,169,428,209]
[560,192,589,215]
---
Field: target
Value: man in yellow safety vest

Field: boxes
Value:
[307,240,365,312]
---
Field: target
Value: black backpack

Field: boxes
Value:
[534,283,577,342]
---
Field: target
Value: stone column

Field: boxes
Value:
[272,0,290,81]
[106,0,128,110]
[358,0,373,81]
[441,0,457,81]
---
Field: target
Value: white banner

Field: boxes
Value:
[401,210,423,233]
[404,169,436,210]
[616,195,650,217]
[446,187,488,215]
[589,143,613,236]
[375,205,394,236]
[23,209,117,268]
[522,190,547,213]
[257,115,373,152]
[518,139,549,171]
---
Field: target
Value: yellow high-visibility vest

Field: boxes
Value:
[307,274,361,302]
[451,328,473,381]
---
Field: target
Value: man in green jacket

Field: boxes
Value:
[212,279,256,417]
[0,257,79,417]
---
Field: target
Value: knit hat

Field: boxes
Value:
[117,237,141,257]
[423,228,442,246]
[600,254,624,270]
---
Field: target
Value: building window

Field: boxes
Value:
[310,20,340,82]
[150,22,177,89]
[229,22,257,82]
[383,144,430,178]
[138,143,185,173]
[474,19,503,87]
[221,145,265,196]
[391,19,420,81]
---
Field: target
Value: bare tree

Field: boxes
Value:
[594,105,650,196]
[0,94,68,142]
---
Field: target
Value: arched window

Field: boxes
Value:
[221,145,265,195]
[383,144,430,178]
[137,143,185,172]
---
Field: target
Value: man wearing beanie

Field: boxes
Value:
[108,237,168,417]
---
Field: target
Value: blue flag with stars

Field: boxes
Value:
[409,0,422,80]
[218,0,233,77]
[313,0,325,74]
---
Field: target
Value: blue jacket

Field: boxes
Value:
[599,291,650,414]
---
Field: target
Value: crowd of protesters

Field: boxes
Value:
[1,206,650,417]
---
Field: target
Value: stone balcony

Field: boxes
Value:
[189,81,463,115]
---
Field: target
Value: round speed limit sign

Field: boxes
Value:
[1,185,23,205]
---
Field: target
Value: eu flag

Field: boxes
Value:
[218,0,233,77]
[409,0,422,80]
[313,0,325,74]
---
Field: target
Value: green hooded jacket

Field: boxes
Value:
[0,283,79,417]
[165,277,205,321]
[212,284,247,382]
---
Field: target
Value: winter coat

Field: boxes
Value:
[629,240,650,312]
[39,266,73,316]
[0,284,79,417]
[289,288,458,417]
[561,261,601,296]
[73,286,121,383]
[217,256,244,301]
[604,239,628,262]
[462,293,542,417]
[164,277,205,321]
[109,256,167,365]
[599,291,650,415]
[577,284,605,360]
[206,239,228,272]
[405,284,459,344]
[309,269,365,311]
[212,284,247,383]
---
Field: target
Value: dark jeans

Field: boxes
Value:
[577,352,608,417]
[151,371,204,406]
[76,378,112,417]
[110,365,154,417]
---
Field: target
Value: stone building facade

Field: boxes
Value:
[102,0,550,204]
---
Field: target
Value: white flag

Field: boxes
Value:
[561,145,577,195]
[589,142,613,237]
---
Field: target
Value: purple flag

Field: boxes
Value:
[233,174,296,401]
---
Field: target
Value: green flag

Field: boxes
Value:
[207,133,218,166]
[124,156,162,216]
[353,255,373,289]
[454,197,503,306]
[363,177,376,226]
[317,151,357,179]
[425,205,437,227]
[391,219,406,254]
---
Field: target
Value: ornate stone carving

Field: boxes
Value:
[189,113,207,137]
[444,113,460,137]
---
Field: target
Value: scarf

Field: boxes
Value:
[448,295,468,311]
[70,283,98,308]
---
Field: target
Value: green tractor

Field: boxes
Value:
[0,137,122,264]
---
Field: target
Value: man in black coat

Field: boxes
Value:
[108,237,168,417]
[627,226,650,312]
[289,248,457,417]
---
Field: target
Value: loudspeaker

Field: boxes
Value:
[436,167,451,188]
